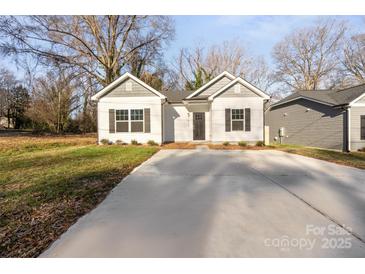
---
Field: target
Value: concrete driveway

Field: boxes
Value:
[41,149,365,257]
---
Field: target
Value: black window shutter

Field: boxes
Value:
[109,109,115,133]
[225,108,231,132]
[245,108,251,132]
[361,115,365,140]
[144,108,151,133]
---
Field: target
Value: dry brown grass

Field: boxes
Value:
[275,144,365,170]
[0,134,96,155]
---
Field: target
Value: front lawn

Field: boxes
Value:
[274,144,365,170]
[0,135,159,257]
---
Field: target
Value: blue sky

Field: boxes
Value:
[166,16,364,66]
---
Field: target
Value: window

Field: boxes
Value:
[361,115,365,140]
[126,81,133,91]
[116,109,128,121]
[131,109,144,132]
[115,109,128,132]
[231,109,244,131]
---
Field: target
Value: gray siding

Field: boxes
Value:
[105,78,155,97]
[217,83,260,98]
[350,106,365,151]
[199,76,232,96]
[266,99,346,150]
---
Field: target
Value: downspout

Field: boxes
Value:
[347,107,351,152]
[263,100,266,142]
[161,99,166,144]
[263,98,270,143]
[96,101,99,145]
[209,100,212,141]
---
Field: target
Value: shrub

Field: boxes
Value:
[131,139,139,145]
[238,141,247,147]
[256,141,265,147]
[115,140,123,145]
[147,140,158,146]
[100,139,109,145]
[359,147,365,152]
[223,141,230,146]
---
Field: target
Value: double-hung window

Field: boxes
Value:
[115,109,128,132]
[231,109,244,131]
[131,109,144,132]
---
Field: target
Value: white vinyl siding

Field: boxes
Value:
[210,97,264,142]
[98,96,162,144]
[350,106,365,151]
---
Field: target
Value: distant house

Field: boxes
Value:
[266,85,365,151]
[0,116,13,129]
[91,71,270,144]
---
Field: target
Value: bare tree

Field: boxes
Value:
[0,16,174,87]
[173,40,273,91]
[0,68,18,128]
[173,47,214,90]
[342,33,365,85]
[27,68,80,133]
[272,19,346,91]
[205,40,274,90]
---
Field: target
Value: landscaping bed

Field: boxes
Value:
[208,143,273,150]
[162,142,198,149]
[0,135,159,257]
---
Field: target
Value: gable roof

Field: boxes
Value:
[208,77,270,100]
[91,72,166,101]
[271,84,365,108]
[185,71,235,99]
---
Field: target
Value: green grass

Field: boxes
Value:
[274,144,365,170]
[0,136,158,257]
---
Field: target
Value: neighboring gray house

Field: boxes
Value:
[266,84,365,151]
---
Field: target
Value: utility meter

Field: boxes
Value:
[279,127,285,137]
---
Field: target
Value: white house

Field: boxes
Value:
[91,71,270,144]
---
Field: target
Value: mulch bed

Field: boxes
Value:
[161,142,198,149]
[208,144,274,150]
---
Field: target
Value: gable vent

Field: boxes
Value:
[234,84,241,94]
[126,81,133,91]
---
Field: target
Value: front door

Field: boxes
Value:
[193,112,205,140]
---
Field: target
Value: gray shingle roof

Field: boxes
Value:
[272,84,365,107]
[330,84,365,105]
[160,90,194,103]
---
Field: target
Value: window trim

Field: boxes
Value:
[115,109,129,133]
[231,108,244,131]
[114,109,145,133]
[130,109,144,132]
